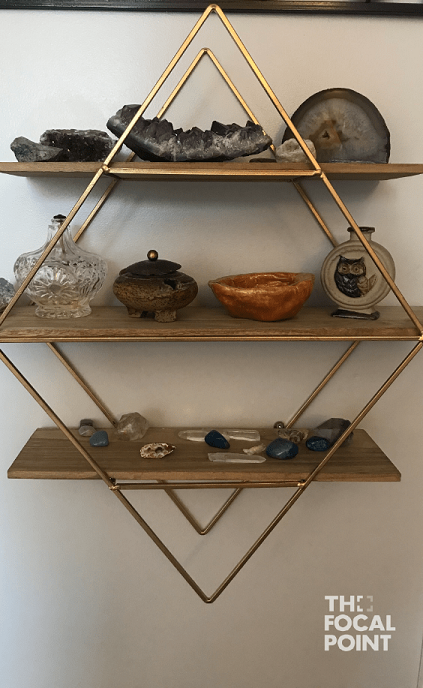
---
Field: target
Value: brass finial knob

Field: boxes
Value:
[147,250,158,261]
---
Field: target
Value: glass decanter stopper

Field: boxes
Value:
[14,214,107,318]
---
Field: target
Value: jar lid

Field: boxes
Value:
[119,250,181,277]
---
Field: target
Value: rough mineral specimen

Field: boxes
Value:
[40,129,115,162]
[11,129,116,163]
[243,443,266,455]
[140,443,175,459]
[10,136,63,162]
[208,453,266,463]
[117,412,149,441]
[0,278,15,311]
[78,418,96,437]
[313,418,353,446]
[277,428,309,443]
[107,106,272,162]
[275,138,316,163]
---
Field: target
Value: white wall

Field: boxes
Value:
[1,8,423,688]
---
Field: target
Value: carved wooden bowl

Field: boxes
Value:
[208,272,314,321]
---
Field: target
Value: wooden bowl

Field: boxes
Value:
[208,272,314,321]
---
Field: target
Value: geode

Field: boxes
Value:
[106,106,272,162]
[40,129,116,162]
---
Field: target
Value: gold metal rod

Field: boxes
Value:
[158,482,243,535]
[112,488,211,602]
[285,340,360,428]
[72,168,129,242]
[293,181,338,248]
[0,348,113,487]
[46,343,118,428]
[212,5,320,170]
[0,168,105,327]
[113,481,300,490]
[320,172,423,334]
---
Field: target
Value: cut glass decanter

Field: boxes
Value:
[14,214,107,318]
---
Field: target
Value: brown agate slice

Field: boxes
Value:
[282,88,390,163]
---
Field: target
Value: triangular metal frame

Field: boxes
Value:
[1,4,423,602]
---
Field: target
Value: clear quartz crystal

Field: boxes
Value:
[14,214,107,318]
[178,428,260,442]
[208,453,266,463]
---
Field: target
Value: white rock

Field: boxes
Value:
[275,138,316,163]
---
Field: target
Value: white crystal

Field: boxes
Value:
[178,428,260,442]
[208,453,266,463]
[243,443,266,455]
[117,412,149,441]
[275,138,316,163]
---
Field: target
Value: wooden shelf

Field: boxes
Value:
[7,427,400,483]
[0,161,422,181]
[0,305,421,343]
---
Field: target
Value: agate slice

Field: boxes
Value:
[107,107,272,162]
[282,88,390,163]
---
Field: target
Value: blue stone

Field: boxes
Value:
[89,430,109,447]
[205,430,230,449]
[306,435,331,452]
[266,438,298,460]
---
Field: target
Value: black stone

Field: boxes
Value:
[11,136,63,162]
[205,430,230,449]
[40,129,116,162]
[106,106,272,162]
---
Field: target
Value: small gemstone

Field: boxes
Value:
[89,430,109,447]
[79,425,96,437]
[205,430,230,449]
[266,438,298,460]
[306,436,331,452]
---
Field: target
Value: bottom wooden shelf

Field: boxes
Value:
[7,427,401,483]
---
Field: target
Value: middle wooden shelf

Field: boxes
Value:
[0,305,421,343]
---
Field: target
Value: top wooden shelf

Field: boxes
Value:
[0,161,423,182]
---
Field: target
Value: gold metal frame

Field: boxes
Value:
[1,3,423,602]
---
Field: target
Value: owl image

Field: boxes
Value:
[334,255,377,299]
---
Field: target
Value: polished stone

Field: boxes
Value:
[205,430,230,449]
[266,438,298,460]
[306,436,331,452]
[89,430,109,447]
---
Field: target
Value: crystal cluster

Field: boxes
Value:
[107,107,272,162]
[11,129,116,162]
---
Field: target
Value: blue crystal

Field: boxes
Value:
[266,438,298,460]
[89,430,109,447]
[306,436,331,452]
[205,430,230,449]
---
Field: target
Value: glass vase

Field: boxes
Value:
[14,214,107,319]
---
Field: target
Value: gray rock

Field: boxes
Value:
[107,107,272,162]
[0,278,15,311]
[314,418,353,446]
[40,129,115,162]
[10,136,63,162]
